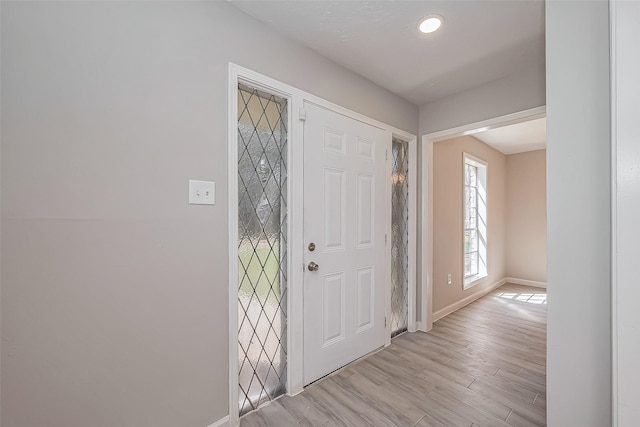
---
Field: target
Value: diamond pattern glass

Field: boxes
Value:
[237,84,288,416]
[391,138,409,338]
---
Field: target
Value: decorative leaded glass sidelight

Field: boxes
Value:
[391,138,409,337]
[237,84,288,416]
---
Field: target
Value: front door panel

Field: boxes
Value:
[303,102,386,385]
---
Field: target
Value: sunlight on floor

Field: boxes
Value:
[496,291,547,305]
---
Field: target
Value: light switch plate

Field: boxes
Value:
[189,180,215,205]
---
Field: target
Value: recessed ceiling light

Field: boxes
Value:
[418,15,443,34]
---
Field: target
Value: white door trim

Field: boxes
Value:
[611,1,640,424]
[227,63,417,425]
[419,106,546,331]
[610,2,618,424]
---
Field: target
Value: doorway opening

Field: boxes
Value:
[420,106,547,330]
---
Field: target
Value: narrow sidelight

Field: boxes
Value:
[237,83,288,415]
[391,138,409,337]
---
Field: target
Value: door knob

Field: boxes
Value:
[307,262,319,272]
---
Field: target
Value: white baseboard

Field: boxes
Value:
[432,277,507,322]
[208,415,230,427]
[505,277,547,289]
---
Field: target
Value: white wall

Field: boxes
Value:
[546,1,611,426]
[613,1,640,425]
[0,2,417,427]
[506,150,546,283]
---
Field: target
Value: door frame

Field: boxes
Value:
[227,63,416,425]
[419,105,546,331]
[610,0,640,424]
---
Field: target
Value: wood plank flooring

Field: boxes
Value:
[241,284,547,427]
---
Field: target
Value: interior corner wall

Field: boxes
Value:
[432,136,506,316]
[0,2,418,427]
[546,1,611,426]
[505,150,547,283]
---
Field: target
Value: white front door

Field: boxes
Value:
[303,102,386,385]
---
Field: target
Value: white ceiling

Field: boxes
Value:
[229,0,546,106]
[473,117,546,155]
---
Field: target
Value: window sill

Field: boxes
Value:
[463,274,488,290]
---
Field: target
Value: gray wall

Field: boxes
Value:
[0,2,417,426]
[418,65,546,136]
[546,1,611,426]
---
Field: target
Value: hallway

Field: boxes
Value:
[241,284,546,426]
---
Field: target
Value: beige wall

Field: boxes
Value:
[432,136,507,314]
[0,2,417,427]
[432,141,546,315]
[506,150,547,283]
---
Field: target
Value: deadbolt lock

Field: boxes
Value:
[308,242,316,252]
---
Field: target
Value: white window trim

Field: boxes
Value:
[462,153,488,290]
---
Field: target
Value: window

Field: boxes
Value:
[463,154,487,288]
[390,137,409,337]
[237,83,288,415]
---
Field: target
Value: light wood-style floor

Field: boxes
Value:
[241,284,547,427]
